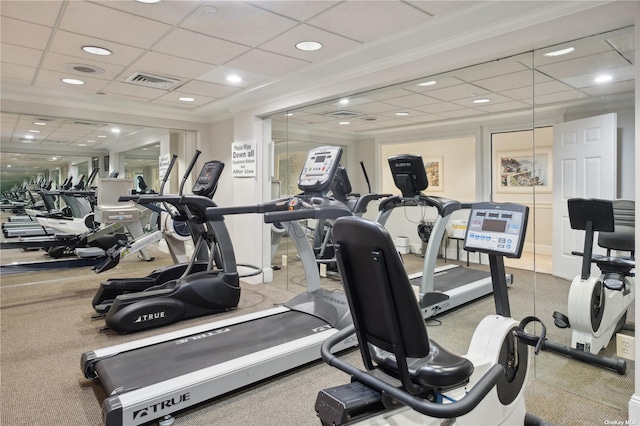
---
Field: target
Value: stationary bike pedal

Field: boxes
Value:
[516,316,547,354]
[552,311,570,329]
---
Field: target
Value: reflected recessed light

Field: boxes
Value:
[285,112,293,117]
[226,75,242,83]
[395,112,410,116]
[87,140,96,143]
[111,128,120,134]
[78,144,87,147]
[544,47,575,57]
[178,97,196,102]
[82,46,112,56]
[28,129,40,133]
[296,41,322,52]
[24,134,34,139]
[473,98,491,104]
[339,99,349,105]
[135,0,161,3]
[6,165,11,168]
[21,140,32,144]
[61,78,85,85]
[33,122,47,126]
[594,74,613,83]
[97,135,107,138]
[417,80,437,87]
[338,121,350,125]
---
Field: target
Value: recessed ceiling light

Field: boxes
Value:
[296,41,323,52]
[339,99,349,105]
[87,140,96,143]
[135,0,161,3]
[28,129,40,133]
[473,98,491,104]
[226,75,242,83]
[82,46,112,56]
[543,47,575,57]
[97,135,107,138]
[21,140,32,144]
[178,97,196,102]
[51,157,58,160]
[6,165,11,168]
[417,80,437,87]
[285,112,293,117]
[61,78,85,85]
[395,112,410,116]
[594,74,613,83]
[24,134,34,139]
[33,122,47,126]
[65,63,105,74]
[78,144,87,147]
[111,128,120,134]
[338,121,350,125]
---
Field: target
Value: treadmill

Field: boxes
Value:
[376,154,512,319]
[81,146,356,426]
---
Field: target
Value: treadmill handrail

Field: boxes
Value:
[379,194,460,218]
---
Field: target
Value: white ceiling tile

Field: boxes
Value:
[1,44,44,68]
[1,17,53,50]
[0,0,64,27]
[407,76,465,93]
[424,83,490,101]
[412,101,465,114]
[59,1,172,49]
[48,31,146,67]
[561,65,634,89]
[475,100,531,113]
[307,1,430,43]
[364,88,416,101]
[581,80,635,97]
[473,70,551,92]
[101,81,166,100]
[92,0,203,25]
[260,24,362,62]
[438,108,485,118]
[197,66,270,88]
[381,93,441,108]
[406,1,481,17]
[1,63,37,83]
[454,61,530,83]
[533,89,589,105]
[536,50,630,81]
[451,93,513,108]
[533,39,615,67]
[348,102,398,115]
[248,1,339,21]
[41,52,125,81]
[153,28,250,65]
[153,91,217,106]
[34,69,107,92]
[180,2,298,48]
[124,52,214,80]
[224,49,309,77]
[178,80,241,99]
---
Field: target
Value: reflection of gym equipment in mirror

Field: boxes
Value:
[315,202,549,426]
[545,198,635,374]
[376,154,512,319]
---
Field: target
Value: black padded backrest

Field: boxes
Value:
[598,199,635,252]
[333,216,430,358]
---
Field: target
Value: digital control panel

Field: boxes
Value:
[192,160,224,198]
[298,146,343,193]
[463,202,529,258]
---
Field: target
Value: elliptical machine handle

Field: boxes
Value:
[159,154,178,196]
[179,150,202,196]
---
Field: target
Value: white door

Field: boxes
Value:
[552,113,617,280]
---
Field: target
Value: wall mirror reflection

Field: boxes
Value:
[267,25,634,411]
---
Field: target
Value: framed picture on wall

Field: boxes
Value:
[494,148,552,193]
[424,157,443,192]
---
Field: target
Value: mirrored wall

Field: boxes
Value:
[267,25,635,408]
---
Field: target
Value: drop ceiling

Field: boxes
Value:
[0,1,636,181]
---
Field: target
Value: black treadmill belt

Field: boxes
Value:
[410,266,490,292]
[96,310,328,395]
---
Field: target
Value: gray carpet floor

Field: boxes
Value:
[0,233,634,426]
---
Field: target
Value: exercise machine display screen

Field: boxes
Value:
[464,201,529,259]
[192,160,224,198]
[388,154,429,197]
[298,146,343,193]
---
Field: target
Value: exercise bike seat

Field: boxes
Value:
[370,340,474,389]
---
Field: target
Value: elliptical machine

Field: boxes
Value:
[546,198,634,374]
[315,202,547,426]
[93,153,241,333]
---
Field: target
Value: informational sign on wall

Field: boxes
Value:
[232,141,257,177]
[158,154,172,182]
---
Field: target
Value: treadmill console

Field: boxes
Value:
[388,154,429,197]
[298,146,343,193]
[464,202,528,259]
[192,161,224,199]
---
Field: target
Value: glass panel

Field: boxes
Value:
[532,26,635,409]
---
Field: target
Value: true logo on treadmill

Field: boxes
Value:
[134,311,165,323]
[175,328,230,345]
[132,393,190,420]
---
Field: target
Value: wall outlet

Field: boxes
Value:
[319,263,327,277]
[616,333,635,360]
[281,255,288,267]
